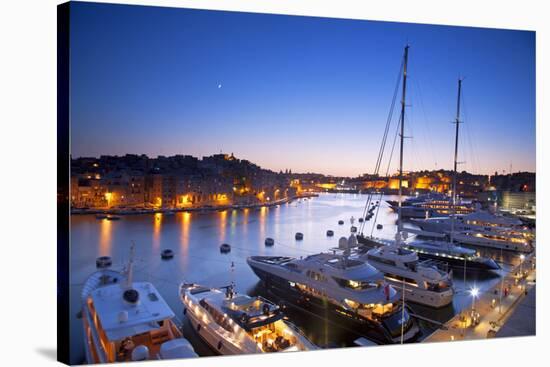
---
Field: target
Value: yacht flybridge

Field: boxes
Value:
[362,236,454,308]
[247,253,420,344]
[81,249,197,363]
[180,283,317,354]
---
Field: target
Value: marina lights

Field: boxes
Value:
[470,287,479,310]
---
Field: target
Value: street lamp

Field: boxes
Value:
[519,254,525,278]
[470,287,479,310]
[469,287,479,327]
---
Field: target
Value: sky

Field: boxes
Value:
[70,2,536,177]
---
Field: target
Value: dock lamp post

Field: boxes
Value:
[519,254,525,279]
[470,287,479,327]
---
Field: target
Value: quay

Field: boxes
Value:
[71,193,318,216]
[422,252,536,343]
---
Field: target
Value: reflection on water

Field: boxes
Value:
[69,193,522,364]
[98,218,112,255]
[153,213,162,250]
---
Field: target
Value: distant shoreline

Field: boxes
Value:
[70,193,319,216]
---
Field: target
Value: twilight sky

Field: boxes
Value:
[70,2,536,177]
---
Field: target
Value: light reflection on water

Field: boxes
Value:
[69,193,520,363]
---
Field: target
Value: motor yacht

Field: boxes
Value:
[180,283,317,354]
[247,253,420,344]
[411,211,534,253]
[81,250,197,363]
[360,236,454,308]
[391,199,477,218]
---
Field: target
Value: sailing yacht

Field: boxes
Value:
[247,253,419,344]
[180,283,317,354]
[81,248,197,363]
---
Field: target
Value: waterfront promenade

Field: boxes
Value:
[71,193,318,215]
[423,252,536,343]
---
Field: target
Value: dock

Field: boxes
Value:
[422,252,536,343]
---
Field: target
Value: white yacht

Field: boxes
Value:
[247,253,420,344]
[180,283,317,354]
[392,199,477,218]
[360,236,454,308]
[81,252,197,363]
[411,211,534,253]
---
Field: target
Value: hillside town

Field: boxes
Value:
[70,153,535,215]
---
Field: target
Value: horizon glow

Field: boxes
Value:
[70,3,536,177]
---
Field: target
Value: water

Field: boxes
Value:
[69,193,521,363]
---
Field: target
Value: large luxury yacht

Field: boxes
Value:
[246,253,420,344]
[390,199,477,218]
[81,250,197,363]
[411,211,534,253]
[361,237,454,308]
[180,283,317,354]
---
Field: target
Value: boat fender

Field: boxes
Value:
[196,324,201,332]
[217,341,223,350]
[262,303,270,315]
[183,308,187,315]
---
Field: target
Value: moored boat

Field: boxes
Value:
[180,283,317,354]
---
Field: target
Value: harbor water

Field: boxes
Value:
[69,193,522,363]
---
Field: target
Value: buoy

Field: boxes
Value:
[220,243,231,253]
[96,256,112,269]
[265,237,275,246]
[377,224,383,230]
[295,232,304,240]
[326,230,334,237]
[161,249,174,259]
[338,220,344,225]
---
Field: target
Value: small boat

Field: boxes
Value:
[106,215,121,221]
[95,214,108,220]
[96,256,112,269]
[265,238,275,247]
[220,243,231,253]
[81,248,197,363]
[326,230,334,237]
[180,283,317,354]
[295,232,304,240]
[161,249,174,260]
[338,220,344,225]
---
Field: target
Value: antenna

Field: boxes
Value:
[126,241,136,289]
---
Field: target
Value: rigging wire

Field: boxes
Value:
[358,56,403,235]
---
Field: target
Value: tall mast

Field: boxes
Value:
[398,45,409,345]
[450,78,462,244]
[397,45,409,235]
